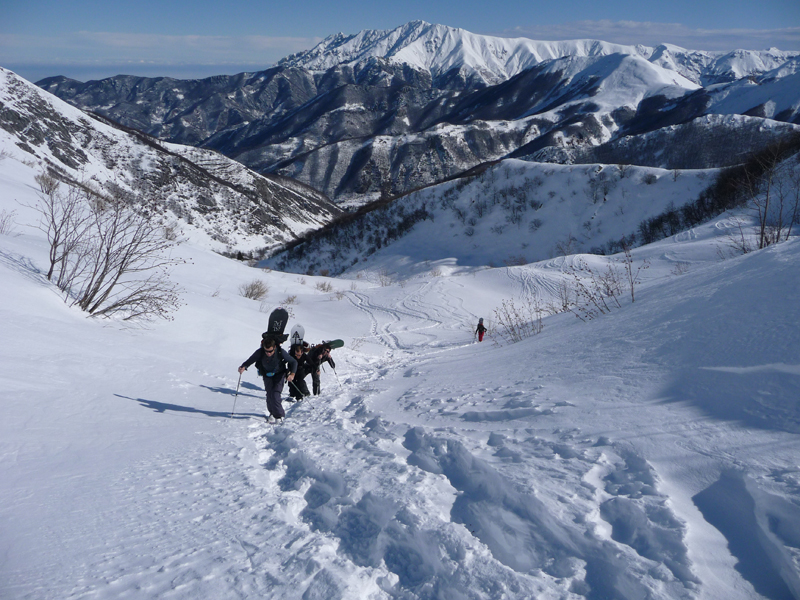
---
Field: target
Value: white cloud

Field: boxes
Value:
[496,20,800,52]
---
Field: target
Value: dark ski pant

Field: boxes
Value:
[263,374,286,418]
[312,371,322,395]
[289,376,309,399]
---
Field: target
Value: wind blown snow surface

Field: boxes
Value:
[1,150,800,600]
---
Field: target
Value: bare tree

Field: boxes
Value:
[786,159,800,240]
[31,173,92,284]
[29,173,183,320]
[742,140,800,249]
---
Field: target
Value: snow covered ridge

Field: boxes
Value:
[280,20,800,86]
[0,67,342,254]
[267,159,720,276]
[33,21,800,204]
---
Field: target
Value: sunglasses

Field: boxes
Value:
[263,346,276,353]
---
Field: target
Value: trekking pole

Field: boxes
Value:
[230,372,242,419]
[332,367,343,390]
[289,380,313,409]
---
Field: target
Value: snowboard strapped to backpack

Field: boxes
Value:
[290,324,305,347]
[262,307,289,344]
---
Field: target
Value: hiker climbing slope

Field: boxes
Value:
[475,318,487,342]
[238,337,297,421]
[288,343,311,400]
[307,342,336,395]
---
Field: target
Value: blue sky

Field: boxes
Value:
[2,0,799,83]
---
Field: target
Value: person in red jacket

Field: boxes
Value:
[475,318,487,342]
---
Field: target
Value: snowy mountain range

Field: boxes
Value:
[35,22,800,204]
[1,68,341,254]
[280,21,796,87]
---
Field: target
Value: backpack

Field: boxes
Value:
[256,346,288,378]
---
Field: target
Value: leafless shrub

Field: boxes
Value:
[503,255,528,266]
[239,279,269,300]
[163,221,181,241]
[564,261,618,321]
[619,241,650,303]
[334,290,346,300]
[378,268,395,287]
[716,216,754,258]
[554,234,578,257]
[493,295,545,344]
[643,173,658,185]
[548,279,575,314]
[563,249,649,321]
[0,209,17,235]
[315,281,334,293]
[282,295,298,305]
[430,267,443,277]
[671,261,690,276]
[318,268,330,277]
[586,174,604,203]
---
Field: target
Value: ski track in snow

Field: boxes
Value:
[184,283,704,600]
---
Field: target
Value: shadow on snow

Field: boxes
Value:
[115,393,262,419]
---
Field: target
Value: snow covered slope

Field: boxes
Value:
[2,111,800,600]
[705,56,800,123]
[0,67,341,254]
[267,159,717,276]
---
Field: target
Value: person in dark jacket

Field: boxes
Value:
[307,343,335,395]
[475,318,486,342]
[238,338,297,420]
[288,343,310,401]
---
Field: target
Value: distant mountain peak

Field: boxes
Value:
[280,21,800,87]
